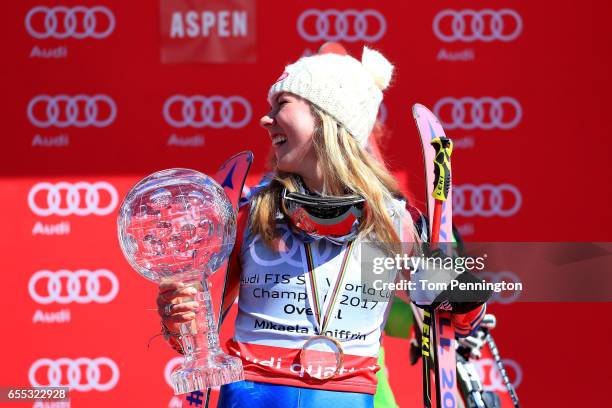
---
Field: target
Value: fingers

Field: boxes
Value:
[460,335,483,349]
[458,337,481,359]
[159,280,202,292]
[157,286,198,308]
[157,298,198,315]
[162,311,197,324]
[157,282,202,325]
[159,280,186,295]
[158,301,199,323]
[168,301,199,314]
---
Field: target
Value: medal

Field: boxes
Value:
[299,335,344,380]
[300,241,355,380]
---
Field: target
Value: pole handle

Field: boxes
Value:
[431,137,453,202]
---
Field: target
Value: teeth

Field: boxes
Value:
[272,135,287,145]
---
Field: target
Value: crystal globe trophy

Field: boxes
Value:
[117,168,243,394]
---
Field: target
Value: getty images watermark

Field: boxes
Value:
[359,243,524,303]
[361,242,612,303]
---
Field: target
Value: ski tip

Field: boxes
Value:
[219,151,254,168]
[235,150,254,162]
[244,150,254,163]
[412,103,424,119]
[412,103,436,118]
[412,104,446,131]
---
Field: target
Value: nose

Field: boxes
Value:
[260,113,275,128]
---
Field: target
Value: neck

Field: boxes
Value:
[300,171,324,194]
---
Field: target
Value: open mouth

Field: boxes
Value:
[272,135,287,146]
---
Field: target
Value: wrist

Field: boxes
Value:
[161,322,185,355]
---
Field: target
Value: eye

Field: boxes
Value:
[276,93,289,105]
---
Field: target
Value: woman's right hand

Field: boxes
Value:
[157,280,200,333]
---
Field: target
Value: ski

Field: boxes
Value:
[412,104,459,408]
[181,151,253,408]
[213,150,254,327]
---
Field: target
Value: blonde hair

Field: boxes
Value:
[250,103,418,253]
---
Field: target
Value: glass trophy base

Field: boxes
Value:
[171,352,244,395]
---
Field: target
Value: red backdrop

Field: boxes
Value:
[3,0,612,407]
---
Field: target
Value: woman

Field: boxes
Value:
[157,47,483,408]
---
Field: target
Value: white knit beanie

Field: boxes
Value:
[268,47,394,147]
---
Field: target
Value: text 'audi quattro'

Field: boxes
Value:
[29,357,120,392]
[29,269,119,305]
[28,95,117,128]
[25,6,115,39]
[163,95,252,129]
[28,181,119,217]
[434,97,522,130]
[433,9,522,43]
[297,9,386,43]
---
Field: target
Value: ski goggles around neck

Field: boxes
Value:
[281,187,367,238]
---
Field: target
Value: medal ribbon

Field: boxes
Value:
[304,241,355,335]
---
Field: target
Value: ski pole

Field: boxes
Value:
[428,136,453,408]
[421,307,434,407]
[486,332,521,408]
[430,137,452,245]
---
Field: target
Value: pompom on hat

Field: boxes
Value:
[268,47,394,147]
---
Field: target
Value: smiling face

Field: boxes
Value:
[260,92,320,181]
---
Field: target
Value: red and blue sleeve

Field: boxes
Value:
[452,303,486,338]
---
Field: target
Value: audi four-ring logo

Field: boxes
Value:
[29,357,119,391]
[163,95,252,129]
[28,182,119,216]
[28,95,117,128]
[433,97,522,130]
[474,358,522,392]
[297,9,386,42]
[29,269,119,304]
[25,6,115,39]
[453,184,522,217]
[433,9,522,42]
[477,271,521,304]
[250,224,338,267]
